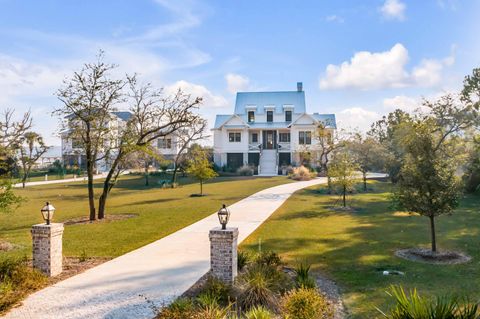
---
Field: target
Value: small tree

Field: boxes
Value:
[327,152,358,207]
[348,133,385,191]
[186,145,217,196]
[17,132,49,188]
[396,120,462,252]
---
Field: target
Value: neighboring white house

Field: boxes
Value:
[212,82,336,175]
[61,111,182,172]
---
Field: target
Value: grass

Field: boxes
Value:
[0,174,290,258]
[241,180,480,318]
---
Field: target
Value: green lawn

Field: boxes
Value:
[1,174,290,258]
[241,180,480,318]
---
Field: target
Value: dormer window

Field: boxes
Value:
[266,111,273,122]
[285,110,292,122]
[248,111,255,123]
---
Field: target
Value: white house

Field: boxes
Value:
[61,111,182,172]
[212,82,336,175]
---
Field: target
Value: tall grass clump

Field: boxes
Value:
[379,285,480,319]
[289,166,315,181]
[294,262,317,289]
[244,305,274,319]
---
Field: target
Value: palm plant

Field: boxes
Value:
[294,262,317,289]
[379,285,480,319]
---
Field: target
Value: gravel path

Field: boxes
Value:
[3,177,327,319]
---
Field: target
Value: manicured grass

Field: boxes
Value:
[1,174,291,259]
[241,180,480,318]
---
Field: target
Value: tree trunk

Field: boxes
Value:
[86,159,96,221]
[98,152,123,219]
[171,166,178,187]
[343,184,346,207]
[200,179,203,195]
[144,161,149,186]
[429,215,437,252]
[21,175,26,188]
[363,172,367,192]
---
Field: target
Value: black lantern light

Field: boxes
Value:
[40,202,55,225]
[217,204,230,230]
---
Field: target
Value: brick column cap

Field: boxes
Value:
[31,223,64,236]
[209,227,238,239]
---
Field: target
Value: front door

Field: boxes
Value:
[263,130,276,149]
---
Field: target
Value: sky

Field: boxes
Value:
[0,0,479,148]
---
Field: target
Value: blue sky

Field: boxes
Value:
[0,0,479,146]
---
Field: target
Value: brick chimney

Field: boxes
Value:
[297,82,303,92]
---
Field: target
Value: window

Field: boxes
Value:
[299,131,312,145]
[266,111,273,122]
[251,133,258,143]
[229,132,241,142]
[158,138,172,149]
[285,110,292,122]
[279,132,290,143]
[248,111,255,123]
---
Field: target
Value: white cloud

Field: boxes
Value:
[319,43,409,90]
[380,0,406,21]
[336,107,381,132]
[325,15,345,23]
[225,73,250,94]
[383,95,419,111]
[165,80,228,108]
[319,43,455,90]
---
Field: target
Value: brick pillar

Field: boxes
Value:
[209,227,238,285]
[31,223,64,277]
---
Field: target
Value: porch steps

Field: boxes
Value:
[259,150,277,175]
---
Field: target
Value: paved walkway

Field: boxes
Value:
[13,174,104,188]
[4,177,329,319]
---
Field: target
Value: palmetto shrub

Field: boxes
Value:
[379,285,480,319]
[290,166,315,181]
[281,288,333,319]
[243,305,274,319]
[254,251,282,268]
[294,262,317,289]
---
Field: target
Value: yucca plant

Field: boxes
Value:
[243,305,274,319]
[379,285,480,319]
[294,262,317,289]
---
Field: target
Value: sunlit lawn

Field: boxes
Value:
[1,174,291,258]
[241,180,480,318]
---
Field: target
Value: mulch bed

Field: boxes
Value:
[64,214,137,225]
[395,248,472,265]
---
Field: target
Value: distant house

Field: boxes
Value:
[212,82,336,175]
[61,111,183,172]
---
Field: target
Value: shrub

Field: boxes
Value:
[238,263,290,310]
[244,305,274,319]
[294,263,317,289]
[201,276,231,304]
[254,251,282,268]
[380,285,480,319]
[238,250,251,271]
[290,166,315,181]
[0,257,47,314]
[156,298,196,319]
[281,288,333,319]
[237,165,254,176]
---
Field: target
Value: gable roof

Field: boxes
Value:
[213,114,249,129]
[234,91,306,115]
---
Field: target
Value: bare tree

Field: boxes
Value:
[96,77,203,218]
[17,132,49,188]
[54,53,126,221]
[0,109,32,153]
[170,118,208,186]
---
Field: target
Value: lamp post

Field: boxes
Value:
[217,204,230,230]
[40,202,55,225]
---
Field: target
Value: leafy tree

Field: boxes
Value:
[369,109,413,183]
[170,119,208,186]
[186,145,217,196]
[314,123,346,179]
[16,132,49,188]
[348,133,385,191]
[0,180,24,213]
[395,94,476,252]
[327,152,358,207]
[55,52,125,221]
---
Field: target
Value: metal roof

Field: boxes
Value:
[234,91,306,115]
